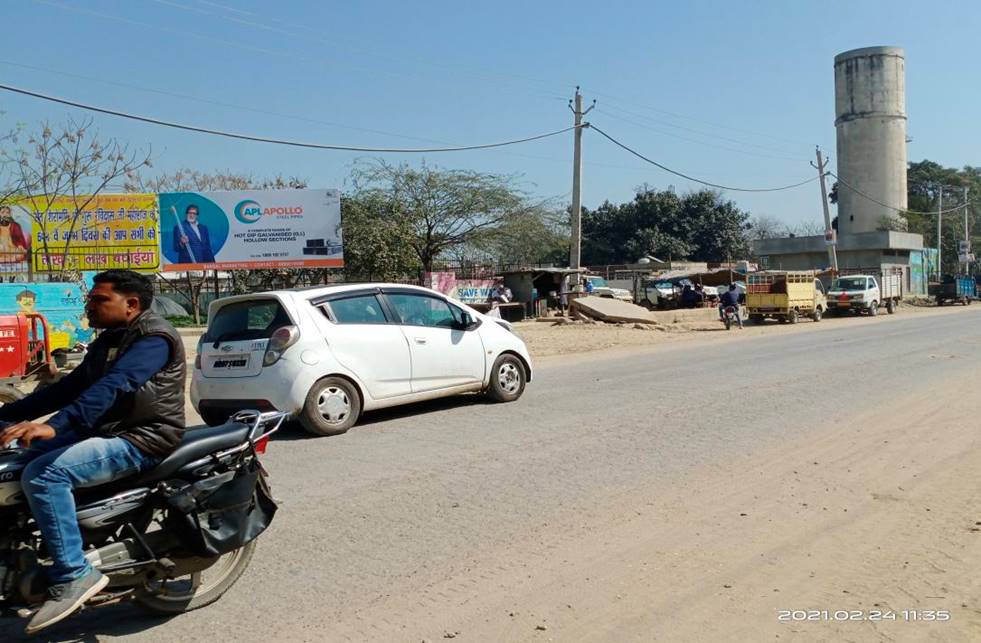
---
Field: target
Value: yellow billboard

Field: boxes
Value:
[16,194,161,273]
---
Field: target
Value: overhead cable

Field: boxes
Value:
[0,83,582,153]
[589,124,819,193]
[829,172,971,215]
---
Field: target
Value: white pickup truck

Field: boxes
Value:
[826,272,903,316]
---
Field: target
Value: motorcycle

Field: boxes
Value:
[0,409,285,622]
[721,305,740,330]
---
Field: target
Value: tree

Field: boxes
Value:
[4,117,150,281]
[351,160,528,275]
[340,192,420,280]
[748,215,787,241]
[581,186,752,265]
[469,198,569,268]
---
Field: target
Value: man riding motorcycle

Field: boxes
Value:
[718,283,743,329]
[0,269,185,634]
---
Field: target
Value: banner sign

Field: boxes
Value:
[17,194,160,273]
[0,202,33,279]
[159,189,342,271]
[425,272,496,304]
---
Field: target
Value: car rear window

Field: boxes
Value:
[206,299,292,342]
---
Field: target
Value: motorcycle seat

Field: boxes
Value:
[131,421,252,484]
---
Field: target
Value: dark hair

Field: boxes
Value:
[93,270,154,311]
[15,289,35,301]
[185,204,199,214]
[729,284,737,290]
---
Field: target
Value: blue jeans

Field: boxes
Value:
[21,432,158,584]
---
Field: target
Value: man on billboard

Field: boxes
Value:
[172,204,216,264]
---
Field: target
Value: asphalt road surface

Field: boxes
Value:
[5,307,981,642]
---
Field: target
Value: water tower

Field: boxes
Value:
[834,46,908,235]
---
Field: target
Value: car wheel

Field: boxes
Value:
[812,308,822,322]
[886,299,896,314]
[487,354,526,403]
[868,301,878,316]
[300,377,361,436]
[788,309,799,324]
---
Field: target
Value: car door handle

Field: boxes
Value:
[414,337,427,344]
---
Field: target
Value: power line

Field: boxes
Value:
[597,104,811,160]
[828,172,970,215]
[0,83,582,153]
[595,108,810,163]
[0,59,464,147]
[589,124,819,193]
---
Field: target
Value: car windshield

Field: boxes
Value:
[206,299,292,343]
[589,277,608,287]
[833,278,867,290]
[655,282,673,289]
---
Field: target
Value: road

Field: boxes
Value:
[5,307,981,642]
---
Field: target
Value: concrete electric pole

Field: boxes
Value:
[814,147,839,273]
[964,186,971,275]
[568,87,594,270]
[937,186,943,280]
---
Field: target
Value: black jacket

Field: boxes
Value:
[80,311,187,457]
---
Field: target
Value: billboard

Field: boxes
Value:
[425,272,496,304]
[159,189,342,271]
[0,202,33,280]
[16,194,160,274]
[0,282,91,350]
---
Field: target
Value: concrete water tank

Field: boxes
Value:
[834,46,907,236]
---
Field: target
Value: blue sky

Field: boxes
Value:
[2,0,978,228]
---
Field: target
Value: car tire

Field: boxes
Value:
[868,301,878,316]
[788,309,799,324]
[886,299,896,314]
[486,354,526,403]
[812,308,822,322]
[300,377,361,436]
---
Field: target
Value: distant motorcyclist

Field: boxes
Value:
[0,269,186,634]
[718,283,743,328]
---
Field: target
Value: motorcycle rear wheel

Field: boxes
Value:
[134,540,256,615]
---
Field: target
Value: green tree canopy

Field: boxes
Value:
[581,186,751,265]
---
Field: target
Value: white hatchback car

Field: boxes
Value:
[190,284,533,435]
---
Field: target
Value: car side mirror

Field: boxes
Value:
[458,311,479,331]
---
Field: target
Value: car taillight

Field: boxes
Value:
[263,325,300,367]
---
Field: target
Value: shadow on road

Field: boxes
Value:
[271,393,495,441]
[0,603,173,643]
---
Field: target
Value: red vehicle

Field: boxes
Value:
[0,312,56,404]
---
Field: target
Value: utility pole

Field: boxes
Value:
[814,147,838,273]
[568,87,594,271]
[937,186,943,280]
[964,186,971,275]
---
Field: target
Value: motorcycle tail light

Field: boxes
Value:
[254,435,270,455]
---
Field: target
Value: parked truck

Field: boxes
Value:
[826,269,903,316]
[930,275,976,306]
[746,271,827,324]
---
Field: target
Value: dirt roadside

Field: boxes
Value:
[519,303,976,360]
[350,357,981,642]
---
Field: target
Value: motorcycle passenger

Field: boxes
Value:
[0,269,186,634]
[718,283,743,328]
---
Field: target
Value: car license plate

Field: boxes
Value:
[210,354,250,369]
